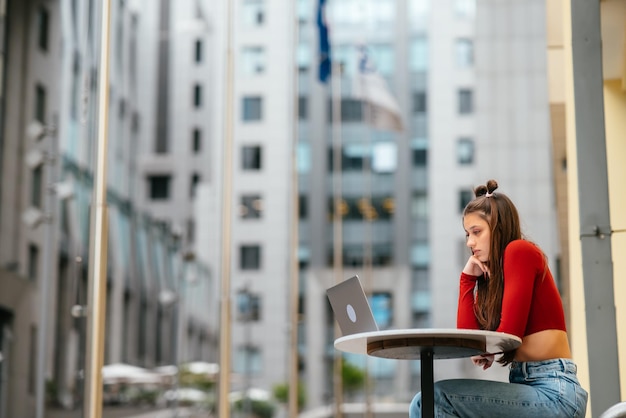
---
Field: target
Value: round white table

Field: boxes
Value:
[334,328,522,418]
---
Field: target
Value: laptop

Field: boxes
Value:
[326,275,379,336]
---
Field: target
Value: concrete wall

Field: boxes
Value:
[546,0,626,416]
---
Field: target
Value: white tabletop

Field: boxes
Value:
[335,328,522,360]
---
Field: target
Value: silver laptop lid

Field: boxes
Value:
[326,275,379,336]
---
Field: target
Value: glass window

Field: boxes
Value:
[190,173,200,198]
[409,0,429,21]
[35,84,46,123]
[330,0,367,25]
[411,138,428,167]
[240,194,263,219]
[148,175,171,199]
[241,46,265,75]
[328,144,365,171]
[299,195,308,219]
[458,88,473,114]
[297,249,310,274]
[333,44,357,76]
[242,0,264,26]
[31,165,43,208]
[242,96,262,121]
[411,242,429,268]
[334,243,393,267]
[455,38,473,67]
[455,0,476,18]
[410,37,428,72]
[297,0,309,21]
[237,290,261,321]
[340,98,363,122]
[240,245,261,270]
[194,39,203,63]
[370,292,392,329]
[412,290,431,313]
[372,142,397,173]
[28,243,39,281]
[411,193,428,219]
[459,189,473,212]
[457,137,474,165]
[331,0,394,26]
[298,96,308,120]
[192,128,201,153]
[242,145,262,170]
[327,196,394,221]
[372,0,395,25]
[297,43,311,71]
[37,7,49,51]
[71,53,80,120]
[297,142,310,173]
[193,84,202,108]
[187,218,195,243]
[413,92,427,113]
[234,345,262,374]
[369,44,394,76]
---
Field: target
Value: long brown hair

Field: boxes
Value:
[463,180,522,364]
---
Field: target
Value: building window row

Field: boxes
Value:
[328,243,393,267]
[241,46,265,75]
[327,196,394,221]
[242,0,265,27]
[240,194,263,219]
[327,143,398,173]
[147,173,204,200]
[240,244,261,270]
[458,88,473,114]
[242,145,262,170]
[243,96,263,121]
[37,6,49,51]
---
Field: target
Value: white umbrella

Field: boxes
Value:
[102,363,163,385]
[185,361,219,376]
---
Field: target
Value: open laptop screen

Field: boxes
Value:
[326,275,379,336]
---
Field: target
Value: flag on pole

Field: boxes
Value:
[317,0,331,83]
[353,45,404,132]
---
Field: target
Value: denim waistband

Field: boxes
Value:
[510,358,577,376]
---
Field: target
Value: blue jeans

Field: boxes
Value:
[409,358,588,418]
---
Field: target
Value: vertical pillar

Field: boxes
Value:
[570,0,620,415]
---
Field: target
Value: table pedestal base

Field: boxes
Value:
[421,349,434,418]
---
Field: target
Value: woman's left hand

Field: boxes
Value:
[471,354,494,370]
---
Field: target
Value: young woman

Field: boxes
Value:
[409,180,588,418]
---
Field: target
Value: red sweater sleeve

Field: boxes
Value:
[457,273,480,329]
[495,240,543,337]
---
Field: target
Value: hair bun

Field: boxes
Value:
[486,179,499,194]
[474,180,499,198]
[474,185,488,198]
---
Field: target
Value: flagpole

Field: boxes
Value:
[331,59,344,418]
[83,1,112,417]
[218,0,234,415]
[360,69,374,418]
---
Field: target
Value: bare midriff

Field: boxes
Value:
[513,329,572,362]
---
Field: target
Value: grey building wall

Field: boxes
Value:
[0,0,64,416]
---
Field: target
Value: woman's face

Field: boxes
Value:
[463,212,491,263]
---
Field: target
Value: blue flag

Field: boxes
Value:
[317,0,331,83]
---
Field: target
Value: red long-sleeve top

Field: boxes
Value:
[457,239,566,339]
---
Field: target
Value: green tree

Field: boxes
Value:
[342,361,366,394]
[272,381,307,410]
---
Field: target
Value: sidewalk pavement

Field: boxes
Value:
[47,406,212,418]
